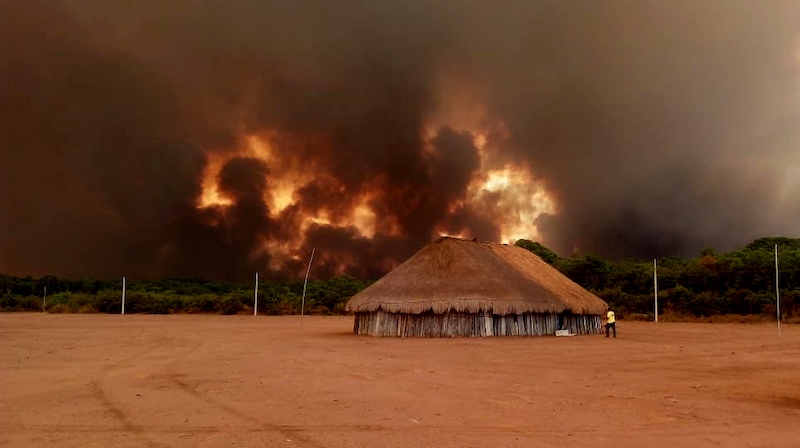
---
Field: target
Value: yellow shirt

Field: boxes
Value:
[606,311,615,324]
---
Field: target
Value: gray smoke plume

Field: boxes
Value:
[1,0,798,279]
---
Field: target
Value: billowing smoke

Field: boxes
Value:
[1,1,799,280]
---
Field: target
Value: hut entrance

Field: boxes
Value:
[557,313,564,330]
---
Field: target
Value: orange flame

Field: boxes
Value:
[196,88,558,274]
[426,75,557,244]
[198,152,234,208]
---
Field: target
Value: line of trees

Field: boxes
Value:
[0,275,370,315]
[516,237,800,320]
[1,237,798,319]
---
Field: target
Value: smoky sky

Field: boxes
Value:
[1,0,799,280]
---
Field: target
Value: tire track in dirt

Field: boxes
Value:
[165,374,328,448]
[10,422,608,436]
[152,329,329,447]
[90,382,162,447]
[89,329,177,448]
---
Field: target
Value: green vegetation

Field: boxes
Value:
[1,237,798,319]
[515,237,800,320]
[0,275,371,316]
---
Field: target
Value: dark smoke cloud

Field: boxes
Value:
[1,1,798,280]
[466,1,800,258]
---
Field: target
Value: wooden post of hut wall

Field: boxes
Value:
[354,311,602,337]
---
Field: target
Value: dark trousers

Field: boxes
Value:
[606,322,616,338]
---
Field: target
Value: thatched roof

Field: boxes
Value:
[346,237,608,315]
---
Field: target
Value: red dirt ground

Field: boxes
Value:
[2,315,799,448]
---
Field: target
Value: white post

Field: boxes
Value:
[301,248,316,317]
[654,259,658,323]
[42,286,46,313]
[775,244,781,337]
[122,277,126,315]
[254,272,259,317]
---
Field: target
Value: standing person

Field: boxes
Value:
[605,310,616,338]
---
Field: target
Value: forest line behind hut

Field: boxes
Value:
[1,237,799,320]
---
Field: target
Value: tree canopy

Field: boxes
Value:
[1,237,798,319]
[514,237,799,319]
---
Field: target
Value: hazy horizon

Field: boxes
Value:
[2,1,799,280]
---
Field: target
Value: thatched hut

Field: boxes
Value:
[346,237,608,337]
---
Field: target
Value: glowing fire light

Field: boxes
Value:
[196,91,559,276]
[351,203,377,238]
[428,101,556,245]
[198,152,233,208]
[466,164,556,244]
[198,133,379,241]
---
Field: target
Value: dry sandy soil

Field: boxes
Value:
[1,315,799,448]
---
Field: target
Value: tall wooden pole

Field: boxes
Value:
[254,272,259,317]
[775,244,781,337]
[654,259,658,323]
[122,277,126,315]
[301,248,315,317]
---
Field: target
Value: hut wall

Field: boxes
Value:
[353,310,602,337]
